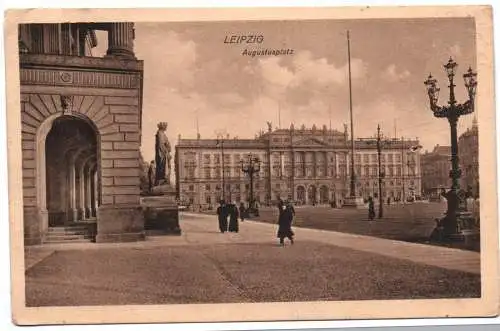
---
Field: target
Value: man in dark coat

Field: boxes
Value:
[368,197,375,221]
[239,202,246,222]
[216,200,228,233]
[277,200,295,246]
[228,202,240,233]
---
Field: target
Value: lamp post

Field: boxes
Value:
[424,57,477,236]
[376,124,386,218]
[240,153,261,215]
[216,134,226,202]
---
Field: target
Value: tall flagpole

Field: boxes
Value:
[347,30,356,198]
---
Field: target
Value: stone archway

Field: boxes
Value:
[307,185,317,205]
[319,185,329,204]
[296,186,306,205]
[21,93,144,245]
[45,115,99,227]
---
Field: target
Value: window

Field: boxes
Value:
[387,154,393,162]
[205,184,210,191]
[396,154,401,162]
[205,195,211,204]
[371,154,377,162]
[204,167,211,179]
[363,154,369,163]
[189,185,194,191]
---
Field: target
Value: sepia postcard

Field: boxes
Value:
[4,5,499,326]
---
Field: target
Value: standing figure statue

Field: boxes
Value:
[148,160,155,192]
[155,122,172,186]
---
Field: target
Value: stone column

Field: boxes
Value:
[106,23,135,59]
[90,167,96,218]
[94,170,99,214]
[85,166,92,218]
[75,168,81,221]
[82,166,88,219]
[68,156,78,222]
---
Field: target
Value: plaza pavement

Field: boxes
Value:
[25,211,480,274]
[24,212,481,306]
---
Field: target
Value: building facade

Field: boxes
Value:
[175,125,422,210]
[19,23,145,245]
[458,118,479,197]
[421,144,451,197]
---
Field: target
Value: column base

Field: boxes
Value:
[342,196,367,209]
[23,207,48,246]
[105,48,136,59]
[95,204,145,243]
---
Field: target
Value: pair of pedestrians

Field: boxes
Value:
[216,200,239,233]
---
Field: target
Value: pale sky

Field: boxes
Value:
[97,18,477,162]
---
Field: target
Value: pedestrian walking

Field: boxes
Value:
[239,202,246,222]
[228,202,239,233]
[216,200,228,233]
[277,199,295,246]
[368,196,375,221]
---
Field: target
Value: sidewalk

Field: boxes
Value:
[25,212,480,275]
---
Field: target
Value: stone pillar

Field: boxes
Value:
[85,166,92,218]
[94,170,99,214]
[106,23,135,59]
[68,156,78,222]
[79,164,86,221]
[90,167,96,218]
[42,24,59,54]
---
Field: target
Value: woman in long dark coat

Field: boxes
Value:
[228,203,240,233]
[217,201,228,233]
[368,197,375,221]
[277,200,295,246]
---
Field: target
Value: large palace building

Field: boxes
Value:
[19,23,145,245]
[175,124,422,210]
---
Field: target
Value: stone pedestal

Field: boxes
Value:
[141,184,181,235]
[95,205,145,243]
[342,196,366,209]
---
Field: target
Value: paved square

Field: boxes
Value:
[25,213,481,306]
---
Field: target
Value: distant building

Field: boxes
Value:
[458,117,479,197]
[175,124,421,210]
[421,144,451,196]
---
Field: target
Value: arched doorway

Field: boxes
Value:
[319,185,329,204]
[44,115,99,227]
[307,185,317,205]
[296,186,306,205]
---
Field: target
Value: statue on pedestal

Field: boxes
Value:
[154,122,171,186]
[142,121,181,235]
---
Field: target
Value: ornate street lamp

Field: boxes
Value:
[240,153,261,216]
[424,57,477,237]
